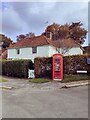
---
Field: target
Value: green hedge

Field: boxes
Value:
[1,60,34,78]
[1,54,90,79]
[34,57,52,78]
[63,55,90,74]
[34,54,90,78]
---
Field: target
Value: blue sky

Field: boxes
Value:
[0,1,89,46]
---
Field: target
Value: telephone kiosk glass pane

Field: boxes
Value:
[54,59,60,71]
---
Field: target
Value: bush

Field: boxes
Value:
[1,59,34,78]
[0,61,2,75]
[34,54,90,79]
[63,54,90,74]
[34,57,52,79]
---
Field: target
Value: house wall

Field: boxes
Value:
[48,46,58,56]
[48,47,83,56]
[8,45,50,61]
[63,47,83,56]
[8,46,83,61]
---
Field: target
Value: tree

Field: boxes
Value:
[69,22,87,44]
[42,23,60,40]
[17,34,26,41]
[0,34,12,48]
[16,32,35,41]
[26,32,35,38]
[43,22,87,44]
[58,24,70,39]
[45,23,60,34]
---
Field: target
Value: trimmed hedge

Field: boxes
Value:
[1,54,90,79]
[63,55,90,74]
[34,54,90,79]
[1,60,34,78]
[0,61,2,75]
[34,57,52,78]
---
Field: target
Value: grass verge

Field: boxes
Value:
[1,74,89,83]
[29,78,50,83]
[61,74,90,83]
[0,78,8,82]
[29,74,90,83]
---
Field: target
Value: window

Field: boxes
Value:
[16,49,20,54]
[32,47,37,54]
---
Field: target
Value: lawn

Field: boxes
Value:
[29,78,50,83]
[62,74,90,83]
[29,74,90,83]
[0,78,8,82]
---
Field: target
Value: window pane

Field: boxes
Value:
[17,49,20,54]
[32,47,37,53]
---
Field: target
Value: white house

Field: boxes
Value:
[7,35,83,61]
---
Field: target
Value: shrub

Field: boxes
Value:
[1,59,34,78]
[0,61,2,75]
[34,54,90,79]
[63,54,90,74]
[34,57,52,78]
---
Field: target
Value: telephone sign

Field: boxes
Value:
[52,54,63,81]
[87,58,90,64]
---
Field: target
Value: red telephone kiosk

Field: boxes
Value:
[52,54,63,81]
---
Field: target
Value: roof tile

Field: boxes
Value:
[9,35,81,49]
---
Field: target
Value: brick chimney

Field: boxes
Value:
[46,32,52,40]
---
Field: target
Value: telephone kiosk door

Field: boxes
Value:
[52,54,63,81]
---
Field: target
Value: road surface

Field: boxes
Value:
[1,85,88,118]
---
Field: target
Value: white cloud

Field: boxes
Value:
[0,2,88,45]
[1,0,90,2]
[2,7,28,34]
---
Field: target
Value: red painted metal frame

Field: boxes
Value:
[52,54,63,81]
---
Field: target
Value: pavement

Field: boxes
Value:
[0,76,89,118]
[62,80,89,88]
[1,85,88,118]
[0,76,89,90]
[0,76,65,90]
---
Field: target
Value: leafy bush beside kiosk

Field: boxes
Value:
[0,54,90,79]
[34,54,90,79]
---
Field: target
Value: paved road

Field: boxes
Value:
[1,85,88,118]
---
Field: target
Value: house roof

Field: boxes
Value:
[0,48,6,55]
[0,49,7,59]
[83,45,90,53]
[9,35,51,49]
[9,35,82,49]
